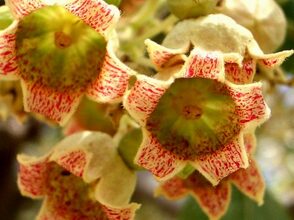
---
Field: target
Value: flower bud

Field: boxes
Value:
[167,0,219,19]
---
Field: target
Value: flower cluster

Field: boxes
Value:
[0,0,293,219]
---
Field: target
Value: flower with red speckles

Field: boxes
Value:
[0,0,136,125]
[145,14,293,85]
[17,131,140,220]
[156,132,265,220]
[124,47,270,185]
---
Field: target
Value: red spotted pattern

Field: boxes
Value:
[87,52,130,103]
[159,172,230,220]
[0,26,18,76]
[228,84,268,125]
[230,160,265,204]
[184,49,223,80]
[23,80,81,124]
[125,78,167,125]
[136,132,184,179]
[225,58,256,84]
[18,157,48,197]
[103,205,137,220]
[65,0,119,36]
[189,173,230,219]
[158,177,189,199]
[6,0,44,18]
[55,150,87,178]
[193,137,247,185]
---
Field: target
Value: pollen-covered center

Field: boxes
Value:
[146,78,241,160]
[15,6,107,91]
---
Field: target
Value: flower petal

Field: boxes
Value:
[228,82,270,128]
[248,41,294,69]
[145,39,187,70]
[225,58,256,84]
[95,154,136,207]
[17,154,49,198]
[36,163,109,220]
[64,0,120,38]
[5,0,44,19]
[135,129,186,181]
[156,177,189,200]
[0,20,18,79]
[188,172,231,220]
[123,75,172,126]
[21,80,82,126]
[244,131,257,155]
[87,43,134,103]
[191,134,248,186]
[230,160,265,205]
[50,132,117,183]
[102,204,140,220]
[181,48,225,82]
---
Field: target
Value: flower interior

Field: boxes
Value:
[15,5,107,92]
[146,78,241,160]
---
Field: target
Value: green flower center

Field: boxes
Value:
[146,78,241,160]
[15,6,107,91]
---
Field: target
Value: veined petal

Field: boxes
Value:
[50,132,116,183]
[123,75,172,126]
[145,39,187,70]
[230,160,265,205]
[181,48,225,82]
[244,131,257,155]
[156,177,189,200]
[5,0,44,19]
[87,43,134,103]
[228,82,270,128]
[0,20,18,78]
[225,58,256,84]
[64,0,120,38]
[135,129,186,181]
[17,154,49,198]
[256,50,294,68]
[21,80,82,126]
[95,154,136,207]
[192,135,248,186]
[189,172,231,220]
[102,204,140,220]
[36,163,110,220]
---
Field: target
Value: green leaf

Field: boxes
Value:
[178,187,292,220]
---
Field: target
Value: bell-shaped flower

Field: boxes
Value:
[146,14,293,84]
[17,131,140,220]
[156,132,265,220]
[124,47,270,185]
[0,0,135,125]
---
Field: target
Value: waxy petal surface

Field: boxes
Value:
[192,135,248,185]
[5,0,44,19]
[87,48,133,103]
[230,160,265,205]
[188,173,231,220]
[145,39,187,70]
[181,48,225,82]
[135,130,186,180]
[64,0,120,38]
[0,21,18,78]
[21,80,82,126]
[229,83,270,128]
[225,58,256,84]
[17,154,49,198]
[102,204,140,220]
[123,75,171,126]
[156,177,189,200]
